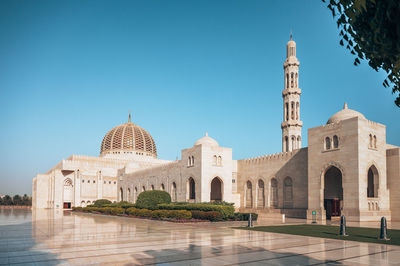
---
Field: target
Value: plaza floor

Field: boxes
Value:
[0,208,399,265]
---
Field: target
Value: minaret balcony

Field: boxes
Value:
[281,120,303,128]
[282,88,301,96]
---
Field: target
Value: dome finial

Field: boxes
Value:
[205,131,208,137]
[343,102,348,109]
[290,30,292,40]
[128,110,132,123]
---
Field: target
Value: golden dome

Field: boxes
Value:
[100,114,157,157]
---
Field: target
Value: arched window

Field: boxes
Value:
[296,102,299,120]
[333,135,339,148]
[291,72,294,88]
[151,185,154,190]
[286,73,289,88]
[127,188,131,202]
[367,165,379,198]
[188,177,195,200]
[192,156,194,166]
[295,73,298,87]
[120,187,123,201]
[369,134,373,148]
[291,101,295,120]
[325,137,331,150]
[213,155,217,165]
[373,135,377,148]
[285,102,289,121]
[291,136,296,150]
[217,156,222,166]
[297,136,301,148]
[271,178,278,208]
[142,186,146,192]
[284,177,293,208]
[160,183,165,191]
[188,157,191,166]
[285,136,289,152]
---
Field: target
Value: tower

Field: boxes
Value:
[282,35,302,152]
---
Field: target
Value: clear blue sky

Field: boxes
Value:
[0,0,399,195]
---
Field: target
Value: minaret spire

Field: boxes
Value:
[281,35,302,152]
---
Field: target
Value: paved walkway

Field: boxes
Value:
[0,208,399,265]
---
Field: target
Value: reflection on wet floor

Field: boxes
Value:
[0,208,399,265]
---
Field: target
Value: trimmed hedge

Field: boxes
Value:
[234,212,258,221]
[74,206,125,215]
[136,190,171,210]
[126,207,191,220]
[103,201,136,209]
[158,203,234,219]
[93,199,112,207]
[191,210,223,221]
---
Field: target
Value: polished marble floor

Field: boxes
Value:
[0,208,399,265]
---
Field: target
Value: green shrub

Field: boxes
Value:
[93,199,112,207]
[103,201,136,209]
[109,207,125,215]
[234,212,258,221]
[191,210,223,221]
[136,190,171,210]
[126,207,191,220]
[158,203,234,219]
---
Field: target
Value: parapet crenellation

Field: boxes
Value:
[239,148,305,165]
[124,160,179,178]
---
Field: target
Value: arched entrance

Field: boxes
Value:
[257,179,265,208]
[367,165,379,198]
[120,187,124,201]
[188,178,195,200]
[210,177,222,201]
[324,166,343,219]
[245,181,253,208]
[127,188,131,202]
[134,187,138,203]
[63,179,73,209]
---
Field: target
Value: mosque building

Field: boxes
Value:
[32,37,400,222]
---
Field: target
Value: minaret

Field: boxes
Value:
[281,35,302,152]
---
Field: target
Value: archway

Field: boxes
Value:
[367,165,379,198]
[127,188,131,202]
[120,187,124,201]
[134,187,138,203]
[210,177,222,201]
[188,178,195,200]
[245,180,253,208]
[283,177,293,208]
[324,166,343,219]
[257,179,265,208]
[171,182,177,202]
[270,178,278,208]
[63,179,73,209]
[161,183,165,191]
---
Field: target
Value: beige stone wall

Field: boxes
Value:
[119,142,235,205]
[387,148,400,220]
[237,148,308,216]
[307,117,391,222]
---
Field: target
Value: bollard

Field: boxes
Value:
[248,213,253,228]
[379,217,390,240]
[339,215,348,236]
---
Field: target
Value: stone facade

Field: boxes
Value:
[32,37,399,222]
